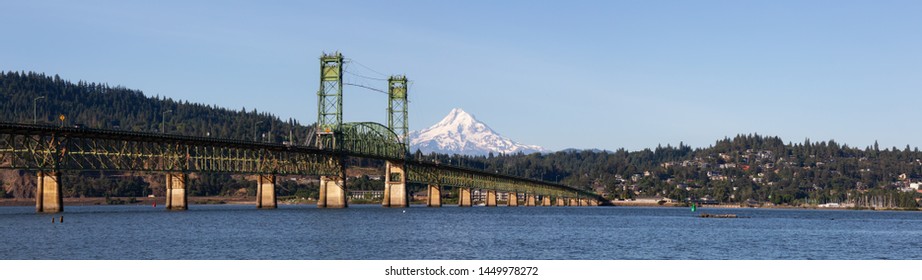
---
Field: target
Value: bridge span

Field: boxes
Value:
[1,52,604,213]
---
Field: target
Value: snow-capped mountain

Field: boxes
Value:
[409,108,546,156]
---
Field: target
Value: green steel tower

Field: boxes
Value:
[316,52,344,150]
[384,75,409,207]
[387,75,408,146]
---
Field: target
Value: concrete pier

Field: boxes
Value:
[570,198,579,207]
[427,185,441,207]
[556,197,566,207]
[485,190,497,207]
[541,196,552,206]
[256,174,276,209]
[35,171,62,213]
[382,161,408,207]
[525,195,536,207]
[507,192,518,207]
[580,198,588,206]
[165,173,188,210]
[318,176,347,208]
[458,187,472,207]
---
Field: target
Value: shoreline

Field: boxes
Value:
[609,200,919,211]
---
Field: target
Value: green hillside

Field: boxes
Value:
[0,71,311,142]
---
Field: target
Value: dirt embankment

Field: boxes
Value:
[0,170,37,199]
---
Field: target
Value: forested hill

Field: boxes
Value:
[0,71,312,143]
[417,135,922,208]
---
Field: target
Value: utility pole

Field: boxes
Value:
[33,96,45,124]
[254,121,263,142]
[161,110,172,134]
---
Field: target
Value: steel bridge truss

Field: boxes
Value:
[0,123,341,175]
[407,161,599,200]
[341,122,407,160]
[0,122,603,201]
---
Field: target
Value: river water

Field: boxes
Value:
[1,204,920,259]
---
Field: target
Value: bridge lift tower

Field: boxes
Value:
[382,76,409,207]
[314,52,410,208]
[316,52,348,208]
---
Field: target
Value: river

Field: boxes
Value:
[1,204,920,259]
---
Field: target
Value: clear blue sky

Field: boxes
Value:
[4,1,921,151]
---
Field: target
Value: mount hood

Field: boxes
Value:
[408,108,546,156]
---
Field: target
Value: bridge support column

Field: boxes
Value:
[541,196,552,207]
[458,188,472,207]
[256,174,276,209]
[165,173,188,210]
[556,197,565,207]
[570,198,579,207]
[507,192,518,207]
[591,200,599,206]
[318,176,347,208]
[382,161,408,208]
[35,171,63,213]
[427,185,441,207]
[485,190,497,207]
[525,195,536,207]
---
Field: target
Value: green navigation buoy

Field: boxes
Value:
[691,203,697,212]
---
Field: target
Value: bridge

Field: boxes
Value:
[0,52,604,213]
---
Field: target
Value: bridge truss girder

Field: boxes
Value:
[0,123,603,202]
[406,161,600,200]
[341,122,407,161]
[0,124,341,176]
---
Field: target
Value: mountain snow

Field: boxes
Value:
[409,108,546,156]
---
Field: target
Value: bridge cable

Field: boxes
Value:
[344,59,389,78]
[343,82,388,94]
[344,69,388,81]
